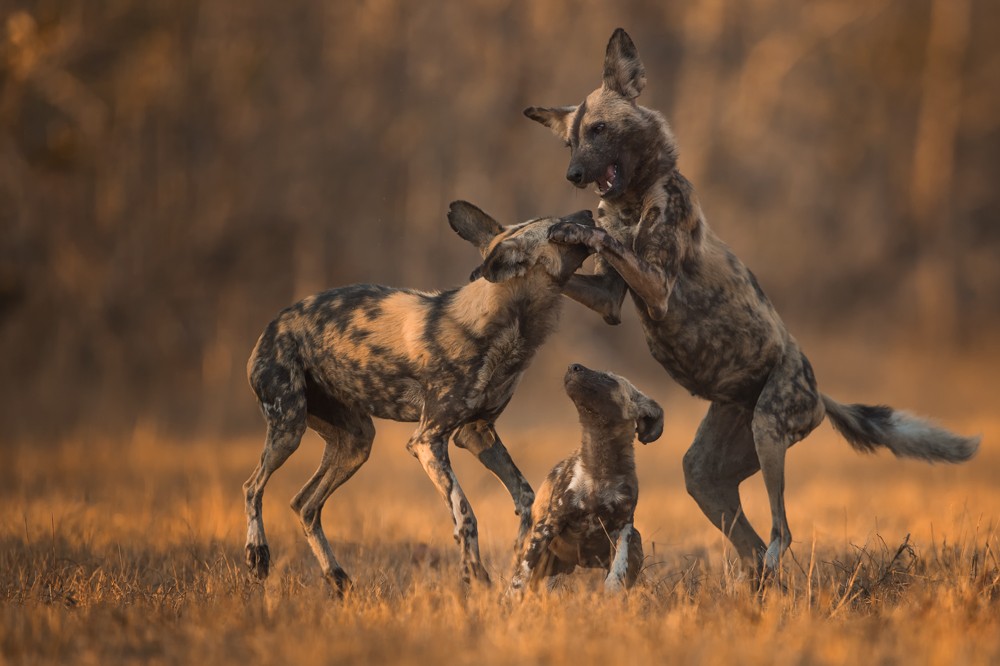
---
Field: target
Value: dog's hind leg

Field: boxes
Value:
[453,421,535,550]
[408,423,490,586]
[683,402,767,565]
[244,371,307,580]
[290,411,375,595]
[752,346,825,572]
[510,520,560,595]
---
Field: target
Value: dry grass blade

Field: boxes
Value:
[3,419,1000,665]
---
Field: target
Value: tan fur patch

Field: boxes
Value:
[365,292,435,366]
[530,477,555,525]
[583,88,637,128]
[449,277,509,336]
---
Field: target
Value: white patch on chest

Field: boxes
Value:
[597,483,630,508]
[566,459,593,496]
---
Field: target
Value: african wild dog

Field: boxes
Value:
[510,363,662,594]
[525,28,979,574]
[243,201,594,591]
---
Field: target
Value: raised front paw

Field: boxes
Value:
[548,221,598,249]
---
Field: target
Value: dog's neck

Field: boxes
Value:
[577,416,636,480]
[603,166,695,238]
[604,108,683,221]
[450,271,564,346]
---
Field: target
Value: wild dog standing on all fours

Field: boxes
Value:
[524,28,980,576]
[243,201,594,592]
[511,363,663,595]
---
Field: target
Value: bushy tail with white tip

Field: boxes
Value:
[822,395,980,463]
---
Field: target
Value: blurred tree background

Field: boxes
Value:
[1,0,998,441]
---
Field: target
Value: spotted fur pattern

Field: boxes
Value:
[243,201,595,591]
[509,364,662,594]
[526,28,980,574]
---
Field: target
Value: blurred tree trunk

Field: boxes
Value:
[726,1,880,148]
[909,0,970,346]
[671,0,726,185]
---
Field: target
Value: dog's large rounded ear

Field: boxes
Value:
[634,393,664,444]
[524,106,577,143]
[448,201,504,253]
[480,239,530,283]
[603,28,646,101]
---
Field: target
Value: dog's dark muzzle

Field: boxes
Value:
[564,362,614,391]
[566,164,588,187]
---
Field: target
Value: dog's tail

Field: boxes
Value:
[821,395,979,463]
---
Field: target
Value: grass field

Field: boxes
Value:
[3,396,999,665]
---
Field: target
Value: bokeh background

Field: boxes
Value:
[2,0,998,443]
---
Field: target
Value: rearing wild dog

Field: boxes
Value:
[525,28,979,574]
[244,201,594,591]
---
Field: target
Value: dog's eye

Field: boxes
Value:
[589,122,606,137]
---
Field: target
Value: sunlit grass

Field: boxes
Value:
[3,411,998,664]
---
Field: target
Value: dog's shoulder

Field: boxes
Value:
[596,201,637,244]
[530,454,582,521]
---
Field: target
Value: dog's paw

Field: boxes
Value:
[604,577,626,594]
[325,568,352,597]
[246,544,270,580]
[763,539,782,571]
[463,561,492,587]
[505,578,527,601]
[548,221,597,248]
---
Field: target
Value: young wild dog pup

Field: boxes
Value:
[510,363,663,594]
[244,201,594,593]
[525,28,979,575]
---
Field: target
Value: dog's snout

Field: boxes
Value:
[566,165,585,186]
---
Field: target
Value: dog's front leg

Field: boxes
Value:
[605,523,643,593]
[453,421,535,552]
[562,269,628,325]
[407,425,491,586]
[550,213,678,321]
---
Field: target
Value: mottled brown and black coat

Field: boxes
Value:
[510,364,663,594]
[243,201,594,590]
[526,28,979,573]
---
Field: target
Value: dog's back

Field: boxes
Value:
[248,284,433,423]
[248,205,596,428]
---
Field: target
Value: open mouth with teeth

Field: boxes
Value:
[595,163,619,196]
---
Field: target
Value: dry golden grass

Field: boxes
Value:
[3,407,999,665]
